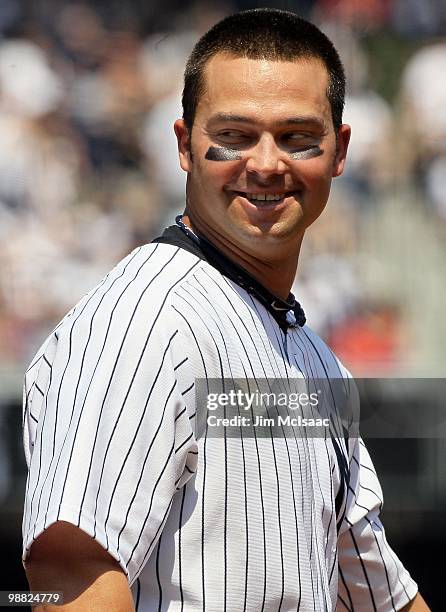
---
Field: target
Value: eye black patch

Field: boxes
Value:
[205,146,242,161]
[289,146,323,160]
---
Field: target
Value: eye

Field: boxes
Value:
[219,130,243,137]
[280,132,318,149]
[215,130,252,145]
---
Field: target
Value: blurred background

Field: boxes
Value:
[0,0,444,608]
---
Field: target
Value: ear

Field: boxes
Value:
[332,124,351,178]
[174,119,193,172]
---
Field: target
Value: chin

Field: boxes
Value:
[234,221,303,247]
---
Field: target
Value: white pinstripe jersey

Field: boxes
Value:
[22,231,418,611]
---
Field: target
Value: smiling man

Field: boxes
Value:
[23,9,429,612]
[175,50,350,300]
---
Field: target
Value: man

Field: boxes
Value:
[22,8,429,611]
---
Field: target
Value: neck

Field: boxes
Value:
[181,215,302,300]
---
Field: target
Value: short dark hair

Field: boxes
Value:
[182,8,345,131]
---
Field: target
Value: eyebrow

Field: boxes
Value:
[207,112,328,130]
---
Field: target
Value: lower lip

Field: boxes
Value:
[234,192,297,211]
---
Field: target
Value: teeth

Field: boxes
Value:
[246,193,283,201]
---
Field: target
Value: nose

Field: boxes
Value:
[245,134,287,179]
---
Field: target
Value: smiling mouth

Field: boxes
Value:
[234,191,297,205]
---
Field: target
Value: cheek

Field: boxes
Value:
[297,158,334,189]
[194,159,241,190]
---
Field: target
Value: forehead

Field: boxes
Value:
[196,53,331,126]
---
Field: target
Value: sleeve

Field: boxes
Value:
[337,437,418,611]
[22,280,198,586]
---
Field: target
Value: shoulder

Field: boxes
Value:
[24,243,207,391]
[52,242,204,338]
[100,241,204,300]
[23,243,205,455]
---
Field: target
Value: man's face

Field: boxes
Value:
[175,53,350,258]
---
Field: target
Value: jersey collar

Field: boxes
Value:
[152,216,306,331]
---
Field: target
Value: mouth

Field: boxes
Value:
[233,190,298,207]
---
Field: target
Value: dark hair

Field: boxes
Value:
[182,8,345,131]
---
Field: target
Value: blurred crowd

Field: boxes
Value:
[0,0,445,378]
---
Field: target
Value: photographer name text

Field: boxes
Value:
[207,414,330,428]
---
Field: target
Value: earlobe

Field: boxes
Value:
[174,119,193,172]
[332,124,351,178]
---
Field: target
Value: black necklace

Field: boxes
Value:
[174,216,306,329]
